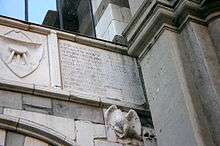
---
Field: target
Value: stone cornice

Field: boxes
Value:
[0,16,128,55]
[126,2,175,56]
[123,0,220,57]
[0,78,148,112]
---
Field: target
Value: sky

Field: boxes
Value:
[0,0,56,24]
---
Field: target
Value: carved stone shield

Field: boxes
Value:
[0,30,43,78]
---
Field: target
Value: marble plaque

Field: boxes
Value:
[59,40,145,105]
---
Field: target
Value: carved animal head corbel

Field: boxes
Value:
[104,105,142,140]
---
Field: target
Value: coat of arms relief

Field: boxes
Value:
[0,30,43,78]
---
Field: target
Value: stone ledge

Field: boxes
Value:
[58,31,128,54]
[0,78,34,94]
[0,78,148,112]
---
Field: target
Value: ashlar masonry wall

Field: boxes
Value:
[0,17,154,146]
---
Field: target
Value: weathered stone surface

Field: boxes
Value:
[128,0,145,16]
[106,124,118,142]
[52,99,104,124]
[0,107,3,114]
[75,121,106,146]
[0,90,22,109]
[23,94,52,109]
[142,127,157,146]
[6,131,25,146]
[94,139,123,146]
[95,3,131,41]
[208,18,220,63]
[23,105,51,114]
[24,136,49,146]
[22,94,52,114]
[0,77,34,94]
[47,31,61,88]
[181,22,220,146]
[3,108,76,141]
[59,40,145,105]
[140,30,197,146]
[0,129,6,146]
[0,25,50,86]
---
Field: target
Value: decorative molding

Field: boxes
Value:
[123,0,220,57]
[104,105,142,140]
[0,77,149,112]
[0,16,128,55]
[0,30,43,78]
[0,114,79,146]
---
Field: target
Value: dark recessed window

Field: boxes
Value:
[0,0,95,37]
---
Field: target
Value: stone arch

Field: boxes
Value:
[0,114,79,146]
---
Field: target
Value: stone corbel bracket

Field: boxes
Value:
[104,105,142,140]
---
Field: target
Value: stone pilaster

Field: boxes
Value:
[123,0,220,146]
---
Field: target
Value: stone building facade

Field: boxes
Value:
[0,0,219,146]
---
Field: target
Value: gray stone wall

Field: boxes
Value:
[0,16,152,146]
[140,30,197,146]
[0,23,146,110]
[123,0,220,146]
[0,89,152,146]
[180,21,220,146]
